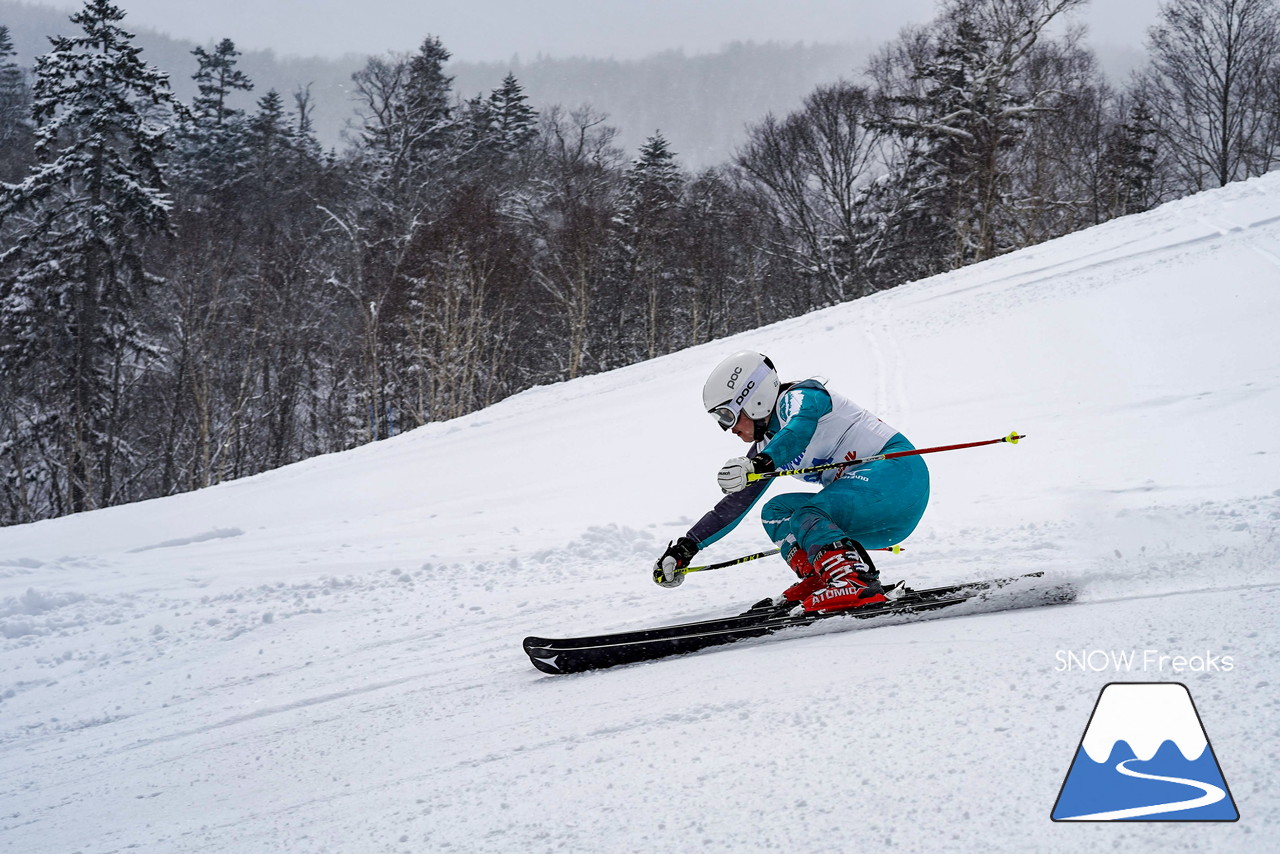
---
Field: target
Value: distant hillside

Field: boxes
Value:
[1,1,1147,169]
[1,0,365,154]
[450,43,869,168]
[1,1,871,167]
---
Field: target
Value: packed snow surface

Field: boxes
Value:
[3,176,1280,852]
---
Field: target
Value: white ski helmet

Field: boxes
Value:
[702,351,780,430]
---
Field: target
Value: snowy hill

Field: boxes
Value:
[3,175,1279,852]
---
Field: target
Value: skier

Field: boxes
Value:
[653,350,930,613]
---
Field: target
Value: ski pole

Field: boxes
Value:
[747,431,1024,482]
[674,548,780,580]
[654,544,903,584]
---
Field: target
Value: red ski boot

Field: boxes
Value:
[780,546,824,604]
[802,539,887,612]
[742,547,824,616]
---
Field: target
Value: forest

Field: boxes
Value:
[2,0,1279,525]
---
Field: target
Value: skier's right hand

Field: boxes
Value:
[717,453,773,494]
[654,537,698,588]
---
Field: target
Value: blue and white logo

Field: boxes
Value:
[1052,682,1239,822]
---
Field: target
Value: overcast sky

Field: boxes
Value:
[27,0,1165,62]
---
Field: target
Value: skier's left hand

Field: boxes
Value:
[717,453,773,494]
[654,537,698,587]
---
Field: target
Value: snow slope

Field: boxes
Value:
[3,175,1279,853]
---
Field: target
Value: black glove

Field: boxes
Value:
[653,536,699,588]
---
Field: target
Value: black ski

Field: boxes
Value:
[523,572,1075,674]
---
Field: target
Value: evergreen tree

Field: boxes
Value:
[872,16,1018,266]
[341,36,466,438]
[613,132,686,360]
[847,156,951,289]
[355,34,455,173]
[191,37,252,125]
[488,73,537,153]
[0,25,22,123]
[172,37,252,199]
[0,0,178,514]
[404,36,454,151]
[458,73,538,170]
[619,133,683,236]
[352,35,460,199]
[458,72,539,163]
[458,91,496,157]
[867,0,1087,274]
[248,89,288,161]
[0,24,33,182]
[1101,100,1161,217]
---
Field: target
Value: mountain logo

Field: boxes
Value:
[1051,682,1239,822]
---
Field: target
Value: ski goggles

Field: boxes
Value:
[709,404,739,430]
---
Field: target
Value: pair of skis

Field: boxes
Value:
[524,572,1077,674]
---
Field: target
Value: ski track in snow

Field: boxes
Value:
[3,176,1280,852]
[1058,758,1227,821]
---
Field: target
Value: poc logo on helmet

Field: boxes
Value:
[726,366,743,389]
[734,380,756,406]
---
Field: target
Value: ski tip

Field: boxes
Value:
[523,638,569,674]
[527,652,568,674]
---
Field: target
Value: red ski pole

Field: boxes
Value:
[747,431,1025,482]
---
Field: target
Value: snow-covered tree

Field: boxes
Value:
[458,72,539,164]
[1006,32,1117,243]
[872,17,1008,265]
[402,36,454,155]
[620,133,682,227]
[488,73,537,153]
[1100,100,1162,217]
[191,37,252,125]
[248,89,288,165]
[674,166,773,344]
[156,81,339,494]
[0,0,179,514]
[613,131,686,359]
[868,0,1088,270]
[0,24,33,182]
[521,104,623,379]
[0,25,23,123]
[738,81,885,302]
[171,37,252,200]
[353,35,456,180]
[338,36,465,436]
